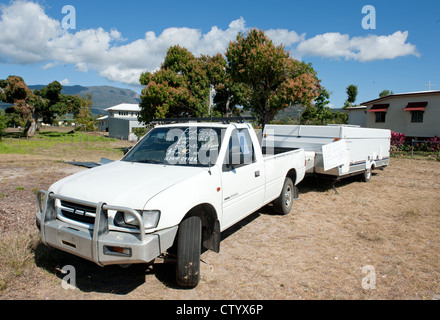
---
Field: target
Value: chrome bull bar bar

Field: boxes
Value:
[37,190,145,266]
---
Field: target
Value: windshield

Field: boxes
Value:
[123,126,222,167]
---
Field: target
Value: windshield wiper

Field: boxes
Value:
[130,159,163,164]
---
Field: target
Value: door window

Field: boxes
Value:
[223,129,255,170]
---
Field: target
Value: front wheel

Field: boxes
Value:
[175,216,202,287]
[273,177,295,215]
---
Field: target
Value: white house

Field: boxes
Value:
[97,115,108,132]
[346,105,367,127]
[348,90,440,138]
[98,103,145,139]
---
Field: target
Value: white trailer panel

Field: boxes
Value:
[263,125,391,180]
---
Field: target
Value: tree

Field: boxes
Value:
[34,81,65,125]
[0,109,7,137]
[201,53,248,116]
[73,94,95,131]
[0,76,81,136]
[226,29,320,128]
[301,89,331,124]
[139,46,211,123]
[379,89,393,98]
[345,84,358,107]
[0,75,38,136]
[301,88,348,125]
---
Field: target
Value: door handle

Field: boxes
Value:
[255,170,260,177]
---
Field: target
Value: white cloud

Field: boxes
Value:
[0,1,61,63]
[296,31,419,62]
[0,1,420,86]
[265,29,305,47]
[0,2,248,85]
[60,78,69,86]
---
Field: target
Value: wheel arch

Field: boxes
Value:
[286,168,297,185]
[180,203,220,253]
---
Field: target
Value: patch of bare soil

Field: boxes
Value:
[0,156,439,300]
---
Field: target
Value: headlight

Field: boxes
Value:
[116,210,160,230]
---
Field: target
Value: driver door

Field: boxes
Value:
[220,128,265,229]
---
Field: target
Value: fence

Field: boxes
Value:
[391,139,440,160]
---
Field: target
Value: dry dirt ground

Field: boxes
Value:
[0,152,439,300]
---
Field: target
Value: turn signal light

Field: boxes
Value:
[105,246,132,256]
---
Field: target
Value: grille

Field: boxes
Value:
[59,200,96,224]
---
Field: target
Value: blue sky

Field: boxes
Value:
[1,0,439,108]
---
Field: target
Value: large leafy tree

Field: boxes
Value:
[0,76,81,136]
[139,46,211,123]
[34,81,74,125]
[226,29,321,128]
[0,75,38,136]
[201,53,248,116]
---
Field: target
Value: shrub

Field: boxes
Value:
[390,131,405,151]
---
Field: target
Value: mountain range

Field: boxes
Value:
[29,85,142,116]
[1,85,141,116]
[1,84,343,120]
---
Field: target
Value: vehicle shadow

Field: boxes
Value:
[32,174,371,295]
[33,239,204,292]
[33,243,149,295]
[297,173,372,194]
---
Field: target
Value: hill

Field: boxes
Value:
[26,85,141,116]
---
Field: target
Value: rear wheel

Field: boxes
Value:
[175,216,202,287]
[362,168,372,182]
[273,177,294,215]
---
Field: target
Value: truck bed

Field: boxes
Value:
[261,146,299,156]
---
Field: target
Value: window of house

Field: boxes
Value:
[404,102,427,123]
[411,111,424,123]
[375,112,386,123]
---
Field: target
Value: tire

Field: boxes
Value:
[362,168,372,182]
[273,177,294,215]
[175,216,202,287]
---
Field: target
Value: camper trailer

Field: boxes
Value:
[263,125,391,182]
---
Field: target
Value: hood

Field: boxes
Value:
[50,161,205,209]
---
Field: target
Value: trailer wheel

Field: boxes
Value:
[175,216,202,287]
[274,177,294,215]
[362,168,372,182]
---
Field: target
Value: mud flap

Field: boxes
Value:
[203,220,220,253]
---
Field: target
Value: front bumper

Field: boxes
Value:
[36,191,177,266]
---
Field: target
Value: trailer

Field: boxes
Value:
[262,125,391,182]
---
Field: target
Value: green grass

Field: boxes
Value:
[0,131,130,159]
[391,151,440,161]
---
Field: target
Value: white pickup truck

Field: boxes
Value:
[36,122,306,287]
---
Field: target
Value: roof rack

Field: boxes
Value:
[151,116,255,124]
